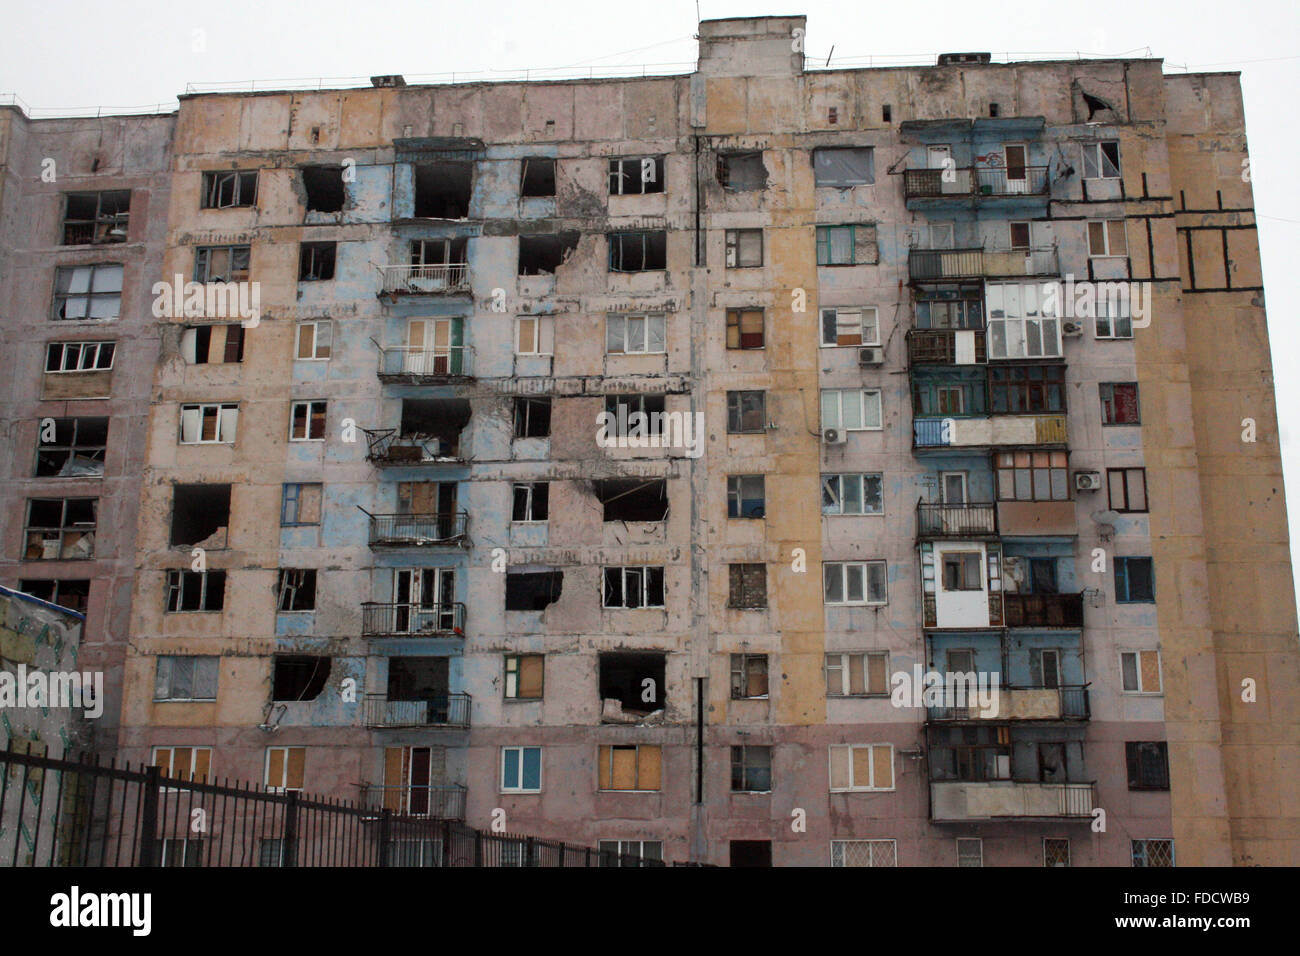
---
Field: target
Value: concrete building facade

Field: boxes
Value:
[16,15,1288,865]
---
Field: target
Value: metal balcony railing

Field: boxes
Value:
[1003,592,1084,628]
[362,428,462,465]
[904,166,1050,201]
[363,693,472,728]
[380,263,470,295]
[917,501,997,537]
[368,512,468,547]
[909,246,1059,281]
[928,780,1095,821]
[377,347,472,380]
[361,602,466,637]
[360,784,467,819]
[906,328,987,365]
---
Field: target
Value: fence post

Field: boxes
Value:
[441,819,452,867]
[585,846,592,867]
[377,808,392,867]
[525,835,535,867]
[138,765,161,867]
[283,791,299,867]
[473,829,483,867]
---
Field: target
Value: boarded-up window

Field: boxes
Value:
[265,747,306,792]
[828,744,893,791]
[819,307,879,347]
[825,652,889,696]
[152,746,212,784]
[505,654,544,699]
[598,744,662,791]
[179,403,238,444]
[725,309,764,349]
[727,563,767,608]
[729,654,769,698]
[181,325,245,365]
[1120,650,1161,693]
[281,483,322,526]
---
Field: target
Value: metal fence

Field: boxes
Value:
[0,744,664,867]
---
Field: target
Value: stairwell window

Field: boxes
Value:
[1114,557,1155,603]
[1125,741,1169,791]
[726,475,765,518]
[295,320,332,360]
[606,313,666,354]
[201,170,258,209]
[830,839,897,867]
[726,308,765,349]
[154,655,219,702]
[1100,383,1140,425]
[942,552,984,591]
[725,229,763,268]
[1107,467,1148,512]
[608,231,666,272]
[825,652,889,697]
[1120,650,1162,694]
[816,224,878,265]
[603,566,665,608]
[598,745,662,791]
[730,745,772,792]
[730,654,769,699]
[165,570,226,612]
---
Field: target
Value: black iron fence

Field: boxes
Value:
[0,744,664,867]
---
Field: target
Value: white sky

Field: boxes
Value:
[3,0,1298,607]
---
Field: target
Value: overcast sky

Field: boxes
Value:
[3,0,1298,601]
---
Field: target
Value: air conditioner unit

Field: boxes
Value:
[858,347,883,366]
[1062,321,1084,337]
[1075,471,1102,491]
[823,427,846,445]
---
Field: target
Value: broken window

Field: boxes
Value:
[609,156,665,195]
[295,319,332,360]
[1100,382,1140,425]
[882,104,892,122]
[825,652,889,696]
[170,484,231,548]
[24,498,97,560]
[505,571,564,610]
[396,398,471,458]
[726,475,765,518]
[812,147,876,188]
[717,152,767,191]
[518,232,578,275]
[603,394,665,438]
[413,161,473,218]
[816,224,877,265]
[730,654,769,699]
[290,400,327,441]
[728,563,767,609]
[52,263,123,320]
[504,654,544,699]
[194,245,251,283]
[276,569,317,611]
[299,242,337,281]
[201,171,257,209]
[45,341,115,372]
[301,166,345,212]
[603,566,665,608]
[606,313,666,354]
[164,570,226,612]
[599,652,666,717]
[155,656,219,701]
[513,397,551,438]
[35,417,107,478]
[179,403,238,444]
[512,482,549,522]
[726,308,764,349]
[608,231,667,272]
[181,325,244,364]
[725,229,762,268]
[387,657,449,707]
[726,390,766,433]
[1115,557,1155,603]
[821,473,884,515]
[596,478,668,522]
[18,579,90,614]
[597,745,662,790]
[1082,141,1121,179]
[730,745,772,791]
[62,190,130,245]
[520,157,556,197]
[281,483,322,526]
[272,655,331,702]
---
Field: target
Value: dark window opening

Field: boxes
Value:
[299,242,337,281]
[717,152,767,191]
[520,157,556,197]
[598,652,666,718]
[513,397,552,438]
[19,579,90,614]
[276,569,317,611]
[413,161,473,218]
[184,324,245,364]
[727,475,765,518]
[608,231,667,272]
[35,416,108,477]
[603,394,666,437]
[62,190,130,245]
[505,571,564,611]
[988,102,1000,117]
[596,478,668,522]
[24,498,97,560]
[512,482,549,521]
[1126,741,1169,790]
[518,232,579,275]
[882,105,893,123]
[726,390,766,433]
[609,156,665,195]
[728,563,767,609]
[730,746,773,792]
[729,840,773,867]
[387,657,449,703]
[301,166,345,212]
[170,484,231,549]
[603,566,665,608]
[165,570,226,612]
[201,171,257,209]
[272,655,331,702]
[400,398,472,456]
[1115,557,1155,603]
[730,654,769,699]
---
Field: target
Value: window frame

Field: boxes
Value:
[193,244,252,283]
[1114,557,1156,603]
[153,655,220,702]
[1081,141,1121,180]
[726,390,767,434]
[511,482,550,523]
[164,569,226,613]
[995,451,1070,502]
[275,569,317,612]
[597,744,663,792]
[602,566,666,609]
[504,653,545,700]
[725,308,765,350]
[829,839,897,867]
[289,400,328,442]
[726,474,766,519]
[820,388,883,432]
[1100,382,1141,426]
[280,482,322,527]
[178,403,239,445]
[201,170,259,209]
[729,745,773,793]
[607,231,667,273]
[608,156,665,195]
[23,497,98,561]
[819,306,880,348]
[1087,220,1128,258]
[828,743,895,792]
[1119,650,1163,695]
[606,313,666,355]
[821,473,885,516]
[726,563,768,610]
[1107,467,1148,513]
[822,560,888,606]
[729,653,770,700]
[941,551,985,592]
[61,190,130,245]
[34,416,108,478]
[45,341,115,373]
[151,746,213,788]
[295,320,333,361]
[1125,741,1170,791]
[724,229,763,268]
[513,397,552,439]
[51,262,124,321]
[815,224,867,266]
[500,745,542,794]
[824,652,890,697]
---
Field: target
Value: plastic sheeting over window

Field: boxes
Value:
[813,147,875,187]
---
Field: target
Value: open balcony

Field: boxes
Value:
[377,346,472,383]
[926,685,1090,722]
[916,502,997,538]
[903,166,1050,208]
[909,246,1059,282]
[1003,592,1085,628]
[930,780,1095,822]
[363,692,471,728]
[379,263,470,296]
[907,329,987,366]
[361,601,466,638]
[368,512,468,547]
[913,414,1066,450]
[360,783,467,820]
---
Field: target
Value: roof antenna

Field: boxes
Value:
[826,45,835,67]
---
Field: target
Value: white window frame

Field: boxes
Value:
[820,389,883,431]
[512,482,548,523]
[151,746,213,791]
[985,281,1062,360]
[957,837,984,867]
[500,745,542,794]
[828,743,895,792]
[289,400,327,442]
[263,746,305,794]
[830,839,897,867]
[597,839,663,864]
[824,652,889,697]
[295,320,332,360]
[819,306,880,348]
[821,473,884,516]
[515,315,555,356]
[52,263,124,321]
[606,313,666,355]
[1087,220,1128,258]
[724,229,763,268]
[1081,141,1121,180]
[823,561,888,606]
[179,403,238,445]
[1094,295,1133,339]
[1119,650,1163,695]
[603,566,666,609]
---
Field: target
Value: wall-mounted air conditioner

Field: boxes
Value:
[823,428,846,445]
[1075,471,1102,491]
[858,347,883,366]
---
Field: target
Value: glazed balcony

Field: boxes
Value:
[1002,592,1085,628]
[930,780,1095,822]
[926,685,1090,722]
[379,262,470,296]
[363,692,471,729]
[377,346,472,383]
[360,783,467,820]
[909,246,1059,282]
[913,414,1067,450]
[368,512,469,547]
[903,166,1050,207]
[916,502,998,538]
[361,601,466,638]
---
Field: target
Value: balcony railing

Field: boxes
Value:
[362,428,462,466]
[361,602,466,637]
[377,347,472,381]
[907,328,986,366]
[930,780,1095,821]
[363,693,472,728]
[360,784,467,819]
[379,263,470,295]
[1003,592,1084,628]
[909,246,1059,281]
[927,685,1090,722]
[917,501,997,537]
[904,166,1050,202]
[369,512,469,547]
[913,414,1067,449]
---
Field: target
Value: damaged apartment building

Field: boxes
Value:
[4,14,1296,866]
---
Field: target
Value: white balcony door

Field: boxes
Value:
[1004,144,1028,193]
